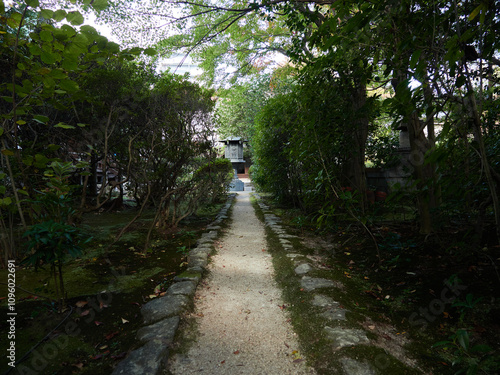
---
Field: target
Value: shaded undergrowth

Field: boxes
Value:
[252,193,500,375]
[0,203,226,375]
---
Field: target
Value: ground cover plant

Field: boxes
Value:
[257,193,500,375]
[0,202,225,374]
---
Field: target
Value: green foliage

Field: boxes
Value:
[193,158,233,205]
[433,328,496,375]
[21,161,91,311]
[252,64,375,217]
[22,220,90,269]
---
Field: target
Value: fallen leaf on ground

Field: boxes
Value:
[92,351,109,360]
[80,310,90,317]
[233,350,240,355]
[94,321,104,326]
[121,318,129,324]
[75,301,88,308]
[105,331,119,340]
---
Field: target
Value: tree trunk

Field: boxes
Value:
[341,82,369,211]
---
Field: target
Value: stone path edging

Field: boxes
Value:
[253,193,376,375]
[111,194,236,375]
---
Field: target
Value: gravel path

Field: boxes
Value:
[169,192,316,375]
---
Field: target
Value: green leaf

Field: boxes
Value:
[62,59,78,71]
[0,127,3,136]
[38,67,51,75]
[58,79,79,93]
[107,42,120,53]
[29,45,42,56]
[22,155,34,166]
[128,47,142,55]
[410,50,422,70]
[35,154,50,164]
[54,123,75,129]
[41,50,57,64]
[26,0,40,7]
[91,0,109,11]
[432,340,452,348]
[1,149,15,156]
[17,189,29,196]
[457,330,470,351]
[16,120,26,125]
[40,30,53,42]
[53,10,67,22]
[66,11,84,26]
[40,9,54,19]
[144,47,157,56]
[456,75,466,88]
[49,68,67,79]
[33,115,49,124]
[47,144,61,152]
[80,25,98,35]
[0,197,13,206]
[66,33,89,54]
[60,25,76,38]
[469,4,483,21]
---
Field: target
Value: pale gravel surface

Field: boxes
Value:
[169,191,316,375]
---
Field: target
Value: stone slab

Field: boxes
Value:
[321,307,347,321]
[141,294,190,325]
[137,316,180,344]
[341,358,375,375]
[200,231,218,240]
[111,339,168,375]
[206,225,221,230]
[295,263,314,276]
[173,270,202,283]
[311,294,339,308]
[188,249,208,261]
[188,256,208,269]
[301,276,336,292]
[324,326,370,349]
[186,265,204,273]
[196,237,214,246]
[167,281,196,296]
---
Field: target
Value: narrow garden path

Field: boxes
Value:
[168,191,316,374]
